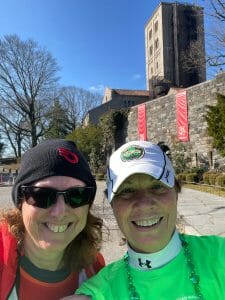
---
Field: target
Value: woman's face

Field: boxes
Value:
[111,174,177,253]
[22,176,89,256]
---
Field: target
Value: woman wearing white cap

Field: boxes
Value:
[65,141,225,299]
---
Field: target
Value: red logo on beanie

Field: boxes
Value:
[58,148,79,164]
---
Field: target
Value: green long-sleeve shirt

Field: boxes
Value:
[76,234,225,299]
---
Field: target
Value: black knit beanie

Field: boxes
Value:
[12,139,96,207]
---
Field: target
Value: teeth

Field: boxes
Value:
[135,217,161,227]
[46,223,68,233]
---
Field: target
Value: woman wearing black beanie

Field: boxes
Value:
[0,139,104,300]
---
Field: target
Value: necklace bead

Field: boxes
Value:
[123,234,204,300]
[124,253,141,300]
[190,274,199,284]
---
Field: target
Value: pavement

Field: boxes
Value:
[177,187,225,236]
[1,183,225,264]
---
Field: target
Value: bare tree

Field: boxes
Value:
[59,86,102,130]
[203,0,225,70]
[207,26,225,67]
[0,134,4,157]
[180,1,225,74]
[209,0,225,21]
[0,34,59,152]
[0,111,25,158]
[180,38,206,72]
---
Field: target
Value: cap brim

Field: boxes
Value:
[108,162,174,202]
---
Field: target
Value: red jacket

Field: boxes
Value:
[0,223,18,300]
[0,223,105,300]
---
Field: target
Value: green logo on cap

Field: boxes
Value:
[121,145,144,161]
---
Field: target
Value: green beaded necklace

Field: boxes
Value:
[123,235,204,300]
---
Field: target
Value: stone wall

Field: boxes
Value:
[126,72,225,168]
[87,94,149,125]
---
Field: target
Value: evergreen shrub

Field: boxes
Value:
[176,174,187,183]
[208,173,220,185]
[203,172,213,184]
[95,173,105,181]
[186,173,198,183]
[215,174,225,187]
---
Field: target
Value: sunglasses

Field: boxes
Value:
[20,185,95,209]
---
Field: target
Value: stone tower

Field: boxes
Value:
[145,2,206,96]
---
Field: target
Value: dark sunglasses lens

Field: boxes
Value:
[21,187,56,208]
[66,187,93,208]
[21,186,94,209]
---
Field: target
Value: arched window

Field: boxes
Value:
[154,21,158,32]
[155,38,159,49]
[149,45,153,56]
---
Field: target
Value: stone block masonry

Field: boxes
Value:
[126,72,225,168]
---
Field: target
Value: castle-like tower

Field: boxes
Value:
[145,2,206,93]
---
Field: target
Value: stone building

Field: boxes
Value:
[84,88,149,125]
[83,2,225,168]
[145,2,206,95]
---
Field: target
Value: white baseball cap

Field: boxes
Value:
[107,141,175,202]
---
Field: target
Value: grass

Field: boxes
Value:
[184,183,225,197]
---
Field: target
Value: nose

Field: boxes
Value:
[133,190,157,207]
[48,195,67,217]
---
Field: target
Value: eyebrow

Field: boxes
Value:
[118,181,165,190]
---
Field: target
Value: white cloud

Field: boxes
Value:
[89,84,105,94]
[132,73,142,80]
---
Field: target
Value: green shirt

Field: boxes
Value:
[76,235,225,299]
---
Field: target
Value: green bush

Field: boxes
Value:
[208,173,220,185]
[205,93,225,157]
[95,173,105,181]
[176,174,187,183]
[186,173,198,183]
[203,172,209,184]
[187,167,206,182]
[215,174,225,187]
[202,171,221,185]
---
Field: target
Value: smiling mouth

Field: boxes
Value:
[132,217,163,228]
[45,222,72,233]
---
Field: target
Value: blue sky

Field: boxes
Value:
[0,0,205,94]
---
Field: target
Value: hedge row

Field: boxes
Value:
[177,172,225,187]
[96,171,225,187]
[94,173,106,180]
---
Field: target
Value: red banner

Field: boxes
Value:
[138,104,147,141]
[176,90,189,142]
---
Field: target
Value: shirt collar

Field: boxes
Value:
[127,230,182,271]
